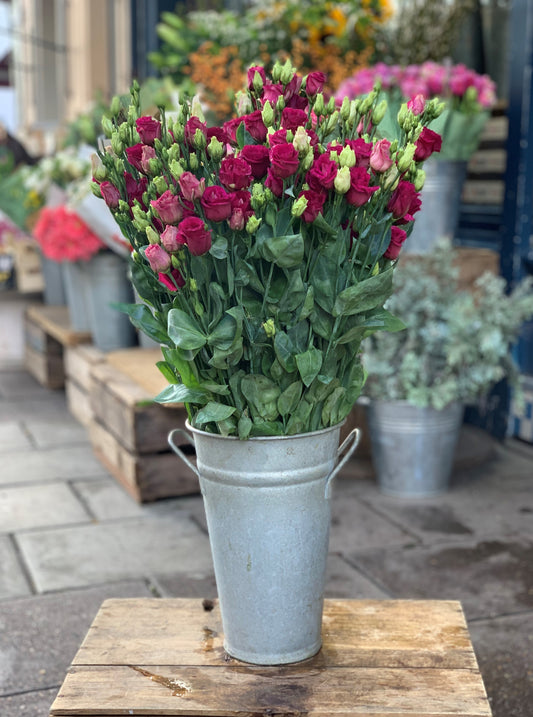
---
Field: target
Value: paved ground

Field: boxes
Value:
[0,363,532,717]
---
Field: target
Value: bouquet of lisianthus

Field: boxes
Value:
[92,61,442,438]
[336,61,497,160]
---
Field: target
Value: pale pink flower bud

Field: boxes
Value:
[407,94,425,116]
[370,139,393,173]
[145,244,171,273]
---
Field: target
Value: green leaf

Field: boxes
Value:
[167,308,207,350]
[249,419,285,436]
[156,361,178,384]
[295,347,323,387]
[322,386,346,426]
[299,286,315,321]
[332,268,395,317]
[336,308,406,345]
[263,233,304,268]
[235,260,264,293]
[207,313,238,351]
[241,374,281,421]
[114,302,169,344]
[238,412,253,440]
[154,383,207,404]
[210,236,228,259]
[274,207,293,236]
[161,346,198,387]
[277,380,303,417]
[274,331,297,373]
[194,402,236,426]
[312,212,338,236]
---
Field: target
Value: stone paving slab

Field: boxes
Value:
[346,536,533,621]
[0,445,108,486]
[0,580,154,698]
[0,370,59,400]
[1,687,58,717]
[17,514,213,592]
[330,483,417,552]
[0,536,31,599]
[0,394,71,422]
[0,421,34,453]
[0,483,90,533]
[469,612,533,717]
[22,417,89,449]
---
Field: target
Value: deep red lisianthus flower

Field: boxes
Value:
[300,188,327,223]
[219,156,253,191]
[158,268,185,292]
[345,167,379,207]
[33,206,105,262]
[387,181,420,219]
[269,143,300,179]
[151,190,184,224]
[384,225,408,260]
[176,216,212,255]
[239,145,270,179]
[200,186,233,222]
[243,110,268,143]
[136,116,161,145]
[414,127,442,161]
[306,153,338,191]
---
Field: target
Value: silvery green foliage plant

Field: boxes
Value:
[363,239,533,410]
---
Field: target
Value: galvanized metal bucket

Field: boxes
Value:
[62,261,92,331]
[405,159,468,254]
[366,400,464,498]
[169,421,360,665]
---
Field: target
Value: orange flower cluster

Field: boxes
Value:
[185,43,246,120]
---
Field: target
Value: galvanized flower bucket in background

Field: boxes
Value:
[366,400,464,498]
[405,159,468,254]
[169,422,360,665]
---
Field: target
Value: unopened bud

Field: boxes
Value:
[191,95,205,122]
[339,146,356,168]
[110,95,121,117]
[291,195,308,217]
[414,168,426,191]
[280,59,295,85]
[313,93,325,116]
[372,99,388,126]
[340,96,351,121]
[127,104,137,127]
[101,116,114,138]
[246,215,262,234]
[169,159,184,180]
[146,226,160,245]
[263,318,276,338]
[111,134,123,156]
[334,166,351,194]
[396,144,416,173]
[189,154,199,171]
[207,136,224,161]
[261,101,274,128]
[90,181,102,198]
[153,175,169,194]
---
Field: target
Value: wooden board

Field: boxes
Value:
[49,598,492,716]
[64,345,106,392]
[105,347,167,398]
[89,419,198,502]
[66,378,94,427]
[90,357,187,454]
[24,343,64,389]
[25,304,92,347]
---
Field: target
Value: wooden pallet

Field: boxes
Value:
[88,347,197,502]
[24,304,92,389]
[49,597,492,717]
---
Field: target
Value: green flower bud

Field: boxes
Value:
[271,60,282,83]
[168,143,181,162]
[246,215,262,234]
[153,175,168,194]
[301,148,314,172]
[189,278,198,292]
[127,104,137,127]
[93,164,107,182]
[169,159,183,181]
[207,136,224,162]
[293,126,310,155]
[414,168,426,191]
[191,96,205,122]
[326,96,336,114]
[261,101,274,128]
[263,318,276,338]
[280,59,295,85]
[276,95,285,113]
[396,144,416,173]
[110,95,121,117]
[132,78,140,93]
[90,181,102,198]
[381,166,399,191]
[359,94,373,115]
[324,110,339,135]
[171,254,181,269]
[118,200,130,214]
[145,226,160,245]
[101,116,114,138]
[114,157,125,174]
[340,96,351,121]
[372,99,388,126]
[334,166,351,194]
[189,153,199,171]
[111,133,123,156]
[252,69,264,93]
[339,146,356,168]
[117,122,130,143]
[193,128,206,150]
[291,195,308,217]
[173,122,185,143]
[397,103,409,128]
[313,93,325,116]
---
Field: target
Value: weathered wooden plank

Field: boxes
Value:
[72,599,478,670]
[64,345,106,391]
[462,179,505,205]
[66,378,93,427]
[467,148,506,176]
[49,663,492,716]
[105,348,167,397]
[89,421,198,502]
[24,343,64,389]
[25,315,62,356]
[25,304,92,347]
[90,360,186,454]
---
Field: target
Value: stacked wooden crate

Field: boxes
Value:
[64,344,106,426]
[24,304,91,389]
[87,348,198,502]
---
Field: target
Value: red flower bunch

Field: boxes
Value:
[91,60,442,437]
[33,206,106,261]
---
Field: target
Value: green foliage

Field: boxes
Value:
[363,239,533,409]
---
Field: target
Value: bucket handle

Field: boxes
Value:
[325,428,361,499]
[168,428,200,478]
[168,426,361,493]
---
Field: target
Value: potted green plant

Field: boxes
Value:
[362,239,533,498]
[90,60,442,665]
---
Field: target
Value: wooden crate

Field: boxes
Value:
[64,345,106,426]
[49,597,492,717]
[24,305,92,389]
[88,347,197,502]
